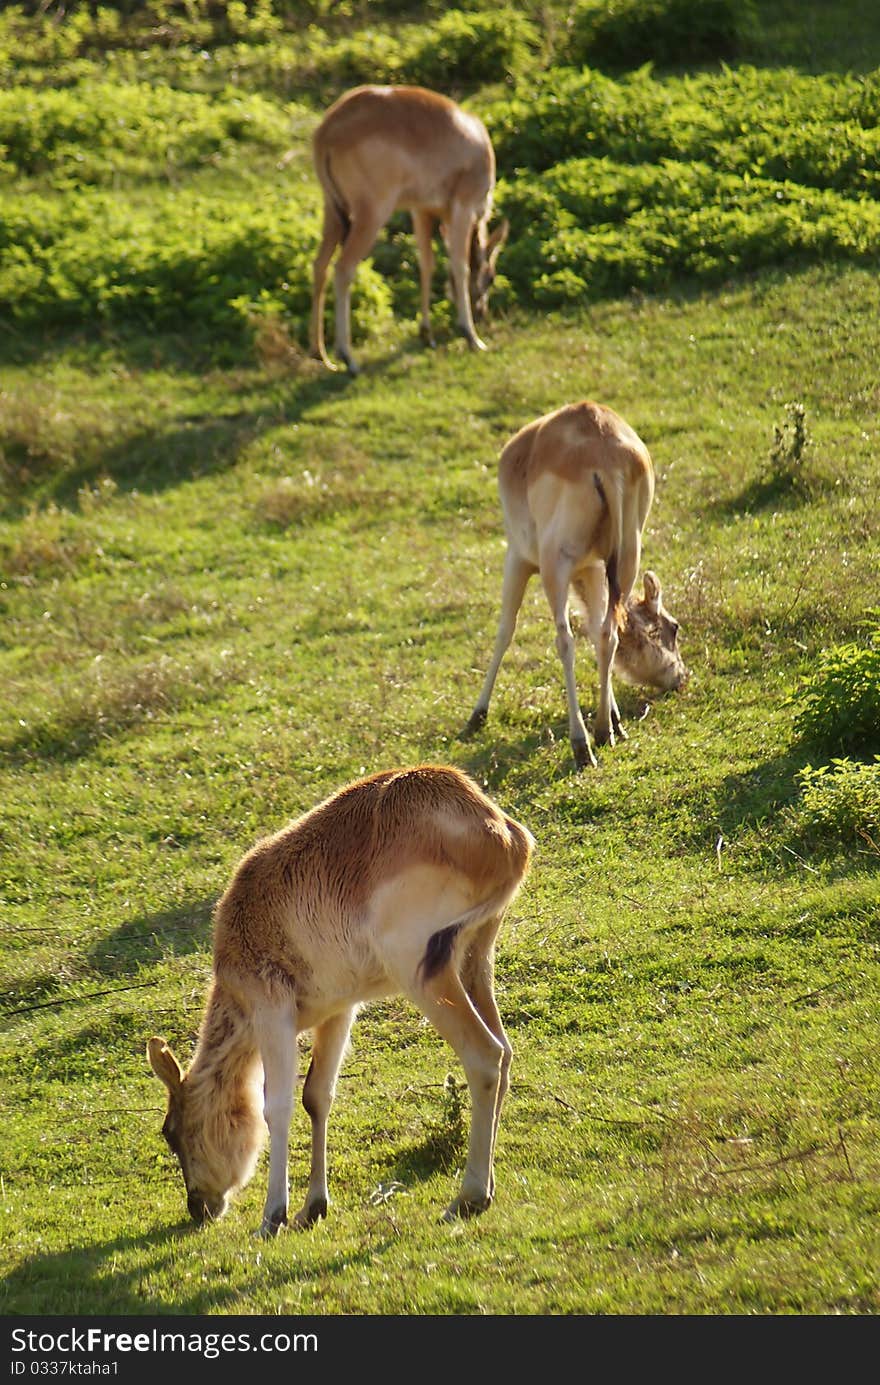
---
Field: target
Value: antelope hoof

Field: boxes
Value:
[292,1197,328,1230]
[310,349,339,372]
[572,737,598,771]
[459,326,487,352]
[594,718,620,749]
[259,1207,288,1239]
[460,707,487,740]
[441,1193,491,1223]
[419,323,437,349]
[337,350,359,376]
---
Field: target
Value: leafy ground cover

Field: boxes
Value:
[4,5,880,338]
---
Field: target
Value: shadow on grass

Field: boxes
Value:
[713,748,806,834]
[2,901,212,1025]
[1,970,69,1019]
[0,1219,359,1317]
[3,717,146,769]
[710,472,809,516]
[0,328,360,518]
[85,899,215,978]
[4,387,353,521]
[2,693,217,769]
[381,1078,467,1189]
[1,317,462,520]
[0,323,248,376]
[453,684,667,784]
[0,1211,397,1316]
[383,1131,465,1189]
[455,723,559,785]
[708,746,879,885]
[0,1222,201,1317]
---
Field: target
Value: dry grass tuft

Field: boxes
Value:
[2,503,98,577]
[249,313,317,377]
[3,650,240,757]
[0,387,117,488]
[254,467,393,528]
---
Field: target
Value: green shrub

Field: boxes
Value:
[0,189,392,350]
[495,156,880,305]
[403,8,539,87]
[0,2,282,58]
[6,52,880,340]
[484,65,880,179]
[299,27,407,91]
[567,0,759,72]
[789,757,880,848]
[482,61,880,303]
[0,82,286,186]
[789,620,880,757]
[300,8,538,93]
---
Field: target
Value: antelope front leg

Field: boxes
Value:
[609,690,627,742]
[446,207,486,352]
[593,611,621,748]
[292,1009,355,1229]
[462,550,533,739]
[542,550,596,770]
[254,1004,298,1237]
[574,565,626,749]
[412,209,437,348]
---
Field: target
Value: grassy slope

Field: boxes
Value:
[1,2,879,1315]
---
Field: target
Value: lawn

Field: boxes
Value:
[1,0,878,1318]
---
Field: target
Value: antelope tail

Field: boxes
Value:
[323,154,351,242]
[593,472,626,629]
[309,149,352,369]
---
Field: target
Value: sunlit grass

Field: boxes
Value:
[2,0,879,1317]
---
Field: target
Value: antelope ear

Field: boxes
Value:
[643,570,662,612]
[487,217,509,261]
[147,1037,183,1093]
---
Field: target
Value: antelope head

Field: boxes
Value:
[469,217,509,320]
[147,1036,261,1225]
[616,571,689,692]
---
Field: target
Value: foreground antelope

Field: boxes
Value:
[148,765,532,1234]
[309,84,508,374]
[463,401,688,770]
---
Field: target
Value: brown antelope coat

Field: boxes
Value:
[149,765,533,1233]
[464,401,688,769]
[309,84,508,374]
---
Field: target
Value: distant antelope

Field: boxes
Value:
[463,401,688,770]
[148,765,532,1234]
[309,84,509,374]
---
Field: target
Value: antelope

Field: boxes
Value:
[148,764,533,1235]
[463,401,688,771]
[308,84,509,375]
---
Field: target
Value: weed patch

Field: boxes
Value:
[786,758,880,852]
[789,619,880,757]
[4,650,241,762]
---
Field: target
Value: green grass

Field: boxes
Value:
[1,0,879,1317]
